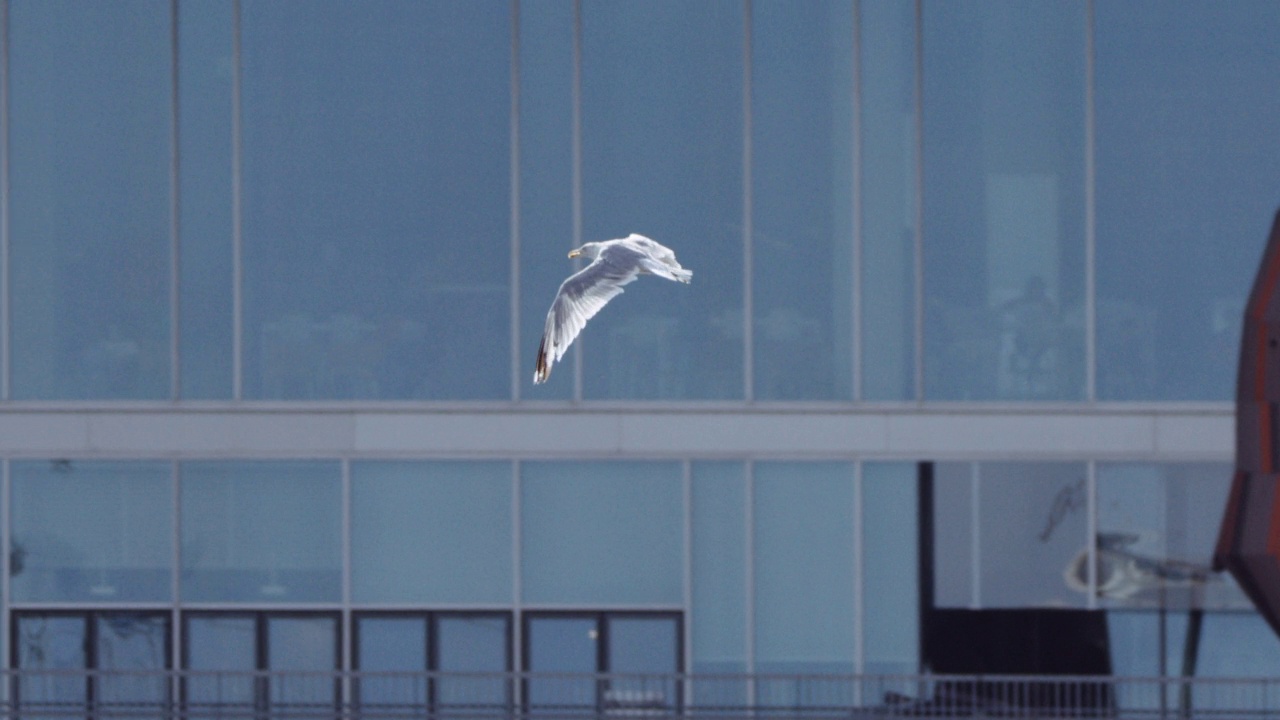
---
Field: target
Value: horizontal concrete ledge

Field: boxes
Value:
[0,404,1234,460]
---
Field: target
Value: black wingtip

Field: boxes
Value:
[533,337,550,384]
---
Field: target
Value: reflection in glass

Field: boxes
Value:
[580,0,744,398]
[1095,2,1280,400]
[351,462,512,603]
[181,461,342,602]
[240,0,510,399]
[863,463,919,674]
[751,0,854,400]
[860,0,918,400]
[9,1,171,399]
[922,1,1086,400]
[754,463,855,676]
[1096,463,1239,610]
[14,613,170,717]
[934,462,1088,608]
[15,615,86,715]
[521,462,683,604]
[10,461,172,602]
[980,462,1088,608]
[96,614,170,711]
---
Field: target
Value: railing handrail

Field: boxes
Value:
[5,669,1280,681]
[7,669,1280,717]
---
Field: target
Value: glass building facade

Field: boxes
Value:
[2,0,1279,691]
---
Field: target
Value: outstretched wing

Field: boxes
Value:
[625,234,692,282]
[533,247,643,383]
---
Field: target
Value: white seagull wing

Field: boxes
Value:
[533,246,644,384]
[623,234,692,283]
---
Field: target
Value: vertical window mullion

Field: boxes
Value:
[168,0,180,399]
[742,0,754,402]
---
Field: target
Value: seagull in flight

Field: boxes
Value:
[534,233,692,384]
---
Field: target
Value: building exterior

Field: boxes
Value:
[2,0,1280,709]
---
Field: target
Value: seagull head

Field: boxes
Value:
[568,242,604,261]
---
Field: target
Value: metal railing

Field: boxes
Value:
[4,670,1280,719]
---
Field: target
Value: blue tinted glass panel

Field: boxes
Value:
[1095,2,1280,400]
[860,0,918,400]
[181,461,341,602]
[268,616,337,671]
[183,615,256,709]
[351,462,512,604]
[521,462,682,605]
[862,462,918,674]
[268,616,339,709]
[1106,611,1162,678]
[438,616,508,672]
[241,0,511,399]
[753,462,854,674]
[11,461,172,603]
[186,615,255,671]
[1197,613,1280,678]
[525,616,597,712]
[608,616,679,674]
[436,616,511,710]
[1106,610,1191,709]
[355,616,427,710]
[606,616,680,712]
[752,0,853,400]
[178,0,234,398]
[519,0,576,398]
[580,1,743,399]
[525,616,596,673]
[9,1,172,399]
[357,617,426,671]
[922,1,1086,400]
[690,462,746,675]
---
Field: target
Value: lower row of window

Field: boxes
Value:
[14,610,681,711]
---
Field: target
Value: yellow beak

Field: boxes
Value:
[568,250,581,258]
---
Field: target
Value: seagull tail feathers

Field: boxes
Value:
[673,267,693,283]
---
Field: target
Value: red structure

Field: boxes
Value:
[1215,208,1280,637]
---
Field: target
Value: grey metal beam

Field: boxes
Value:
[0,405,1231,460]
